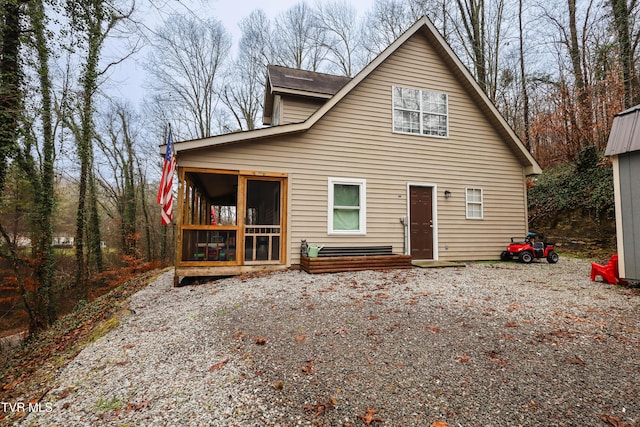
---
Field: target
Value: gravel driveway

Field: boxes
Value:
[20,258,639,426]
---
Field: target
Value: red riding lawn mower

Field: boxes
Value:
[500,231,559,264]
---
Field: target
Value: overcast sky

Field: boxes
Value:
[107,0,377,105]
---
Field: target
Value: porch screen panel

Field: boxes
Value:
[243,179,282,262]
[181,230,237,262]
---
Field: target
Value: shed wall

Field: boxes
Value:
[618,151,640,280]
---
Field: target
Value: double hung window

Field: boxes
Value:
[466,188,483,219]
[393,86,448,137]
[328,178,366,235]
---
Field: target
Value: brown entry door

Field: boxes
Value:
[410,186,434,259]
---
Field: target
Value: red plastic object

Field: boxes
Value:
[591,254,627,285]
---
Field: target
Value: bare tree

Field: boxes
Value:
[315,0,366,77]
[272,2,329,71]
[609,0,640,108]
[238,9,275,68]
[217,10,276,131]
[220,58,264,131]
[518,0,530,149]
[539,0,602,152]
[146,14,232,139]
[62,0,135,292]
[362,0,416,60]
[449,0,506,101]
[95,101,140,259]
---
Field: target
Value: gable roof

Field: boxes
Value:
[166,16,542,176]
[263,65,351,124]
[605,104,640,156]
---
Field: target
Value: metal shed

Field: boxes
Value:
[605,105,640,282]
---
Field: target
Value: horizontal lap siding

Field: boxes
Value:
[180,33,528,263]
[281,97,323,124]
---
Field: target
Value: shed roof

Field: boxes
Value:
[605,104,640,156]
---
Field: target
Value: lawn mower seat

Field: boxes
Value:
[533,242,544,257]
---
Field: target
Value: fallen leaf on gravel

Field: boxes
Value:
[567,355,586,366]
[302,363,315,374]
[209,359,229,372]
[274,380,284,390]
[303,398,335,417]
[599,414,635,427]
[486,350,508,366]
[334,326,348,335]
[457,355,471,363]
[56,387,76,399]
[505,321,519,328]
[126,401,150,412]
[430,422,451,427]
[358,407,384,425]
[254,337,267,345]
[295,334,307,343]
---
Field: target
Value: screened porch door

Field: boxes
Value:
[243,178,284,263]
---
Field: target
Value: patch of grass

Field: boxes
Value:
[87,317,120,344]
[95,395,124,412]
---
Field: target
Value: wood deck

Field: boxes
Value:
[300,254,413,274]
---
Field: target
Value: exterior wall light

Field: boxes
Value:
[444,190,452,199]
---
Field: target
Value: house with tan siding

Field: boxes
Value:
[162,16,541,282]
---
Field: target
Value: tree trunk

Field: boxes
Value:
[87,163,103,273]
[122,114,137,258]
[137,159,152,262]
[29,0,57,325]
[610,0,638,108]
[567,0,592,150]
[518,0,530,149]
[0,0,22,200]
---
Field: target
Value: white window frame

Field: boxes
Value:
[328,177,366,235]
[392,86,449,138]
[466,188,484,219]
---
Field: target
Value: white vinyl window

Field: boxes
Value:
[466,188,483,219]
[393,86,448,137]
[328,178,366,235]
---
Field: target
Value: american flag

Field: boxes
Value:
[157,128,176,225]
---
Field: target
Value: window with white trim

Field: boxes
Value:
[466,188,483,219]
[393,86,448,137]
[328,178,366,235]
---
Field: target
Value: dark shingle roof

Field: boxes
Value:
[267,65,351,97]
